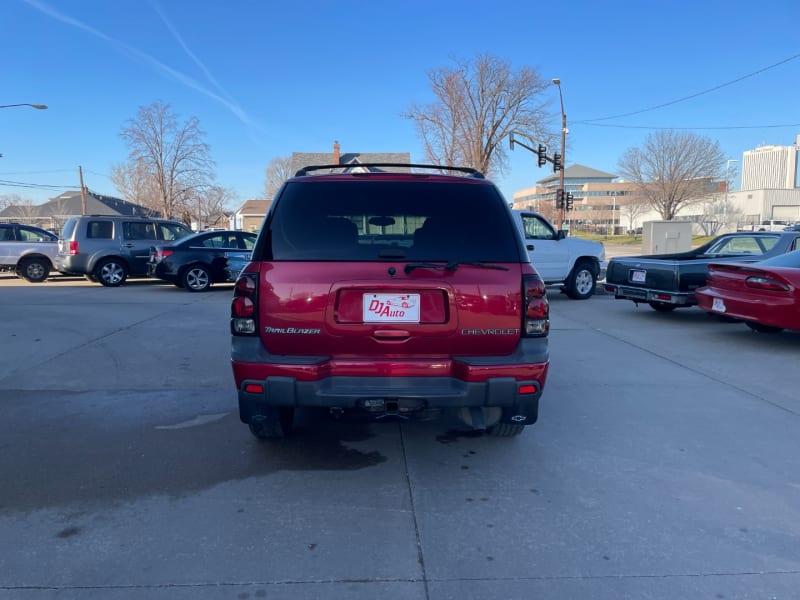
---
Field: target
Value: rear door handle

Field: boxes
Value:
[373,329,411,340]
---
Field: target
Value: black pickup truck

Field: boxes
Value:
[604,231,800,311]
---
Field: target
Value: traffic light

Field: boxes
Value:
[553,153,562,172]
[565,192,574,211]
[537,144,547,167]
[555,189,565,209]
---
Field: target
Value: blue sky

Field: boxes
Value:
[2,0,799,209]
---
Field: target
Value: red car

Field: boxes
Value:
[696,249,800,333]
[230,163,550,439]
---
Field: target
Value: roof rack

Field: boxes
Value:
[294,163,485,179]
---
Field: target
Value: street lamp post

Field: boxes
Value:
[612,194,616,236]
[0,103,48,110]
[724,159,739,231]
[552,79,567,230]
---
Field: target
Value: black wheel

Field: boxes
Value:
[486,422,526,437]
[248,408,295,440]
[94,258,128,287]
[648,301,676,312]
[182,265,212,292]
[564,260,597,299]
[745,321,783,334]
[18,257,50,283]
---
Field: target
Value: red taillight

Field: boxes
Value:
[232,296,254,317]
[522,274,549,337]
[159,249,174,260]
[231,273,258,335]
[69,240,79,255]
[745,276,790,292]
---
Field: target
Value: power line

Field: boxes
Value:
[576,51,800,124]
[85,169,113,179]
[577,122,800,131]
[0,179,80,190]
[0,169,76,176]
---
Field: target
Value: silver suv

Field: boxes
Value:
[55,215,193,286]
[0,223,59,282]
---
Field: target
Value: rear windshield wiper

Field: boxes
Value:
[404,261,509,274]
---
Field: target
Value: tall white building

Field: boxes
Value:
[741,134,800,191]
[727,134,800,227]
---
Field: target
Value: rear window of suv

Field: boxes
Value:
[262,180,520,262]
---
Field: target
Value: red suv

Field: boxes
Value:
[230,164,550,438]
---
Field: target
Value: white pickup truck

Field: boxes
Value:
[0,223,59,282]
[511,209,607,299]
[737,220,791,232]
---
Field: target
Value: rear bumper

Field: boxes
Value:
[236,375,543,425]
[54,255,87,275]
[232,337,548,424]
[603,283,695,306]
[597,261,608,282]
[146,262,176,282]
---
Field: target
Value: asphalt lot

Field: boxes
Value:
[1,272,799,599]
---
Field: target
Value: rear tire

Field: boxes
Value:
[18,257,50,283]
[182,265,212,292]
[95,258,128,287]
[745,321,783,334]
[248,408,295,439]
[648,301,676,312]
[564,260,596,299]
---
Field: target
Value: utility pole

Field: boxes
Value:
[78,165,87,215]
[553,79,567,231]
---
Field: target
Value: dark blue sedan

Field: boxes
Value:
[147,230,257,291]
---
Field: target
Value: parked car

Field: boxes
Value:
[604,231,800,311]
[0,222,59,282]
[55,215,194,286]
[148,230,257,291]
[511,209,606,299]
[696,250,800,333]
[223,249,253,282]
[231,163,550,439]
[738,219,791,232]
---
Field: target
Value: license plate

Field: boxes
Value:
[363,293,420,323]
[712,297,726,312]
[630,269,646,283]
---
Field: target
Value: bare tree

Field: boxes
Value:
[264,155,293,199]
[178,185,237,229]
[619,198,651,236]
[119,101,215,219]
[617,131,725,220]
[110,158,161,214]
[404,54,553,177]
[0,196,40,224]
[0,193,25,212]
[697,198,743,235]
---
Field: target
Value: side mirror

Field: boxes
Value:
[556,230,566,240]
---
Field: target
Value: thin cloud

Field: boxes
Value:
[148,0,238,106]
[23,0,261,133]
